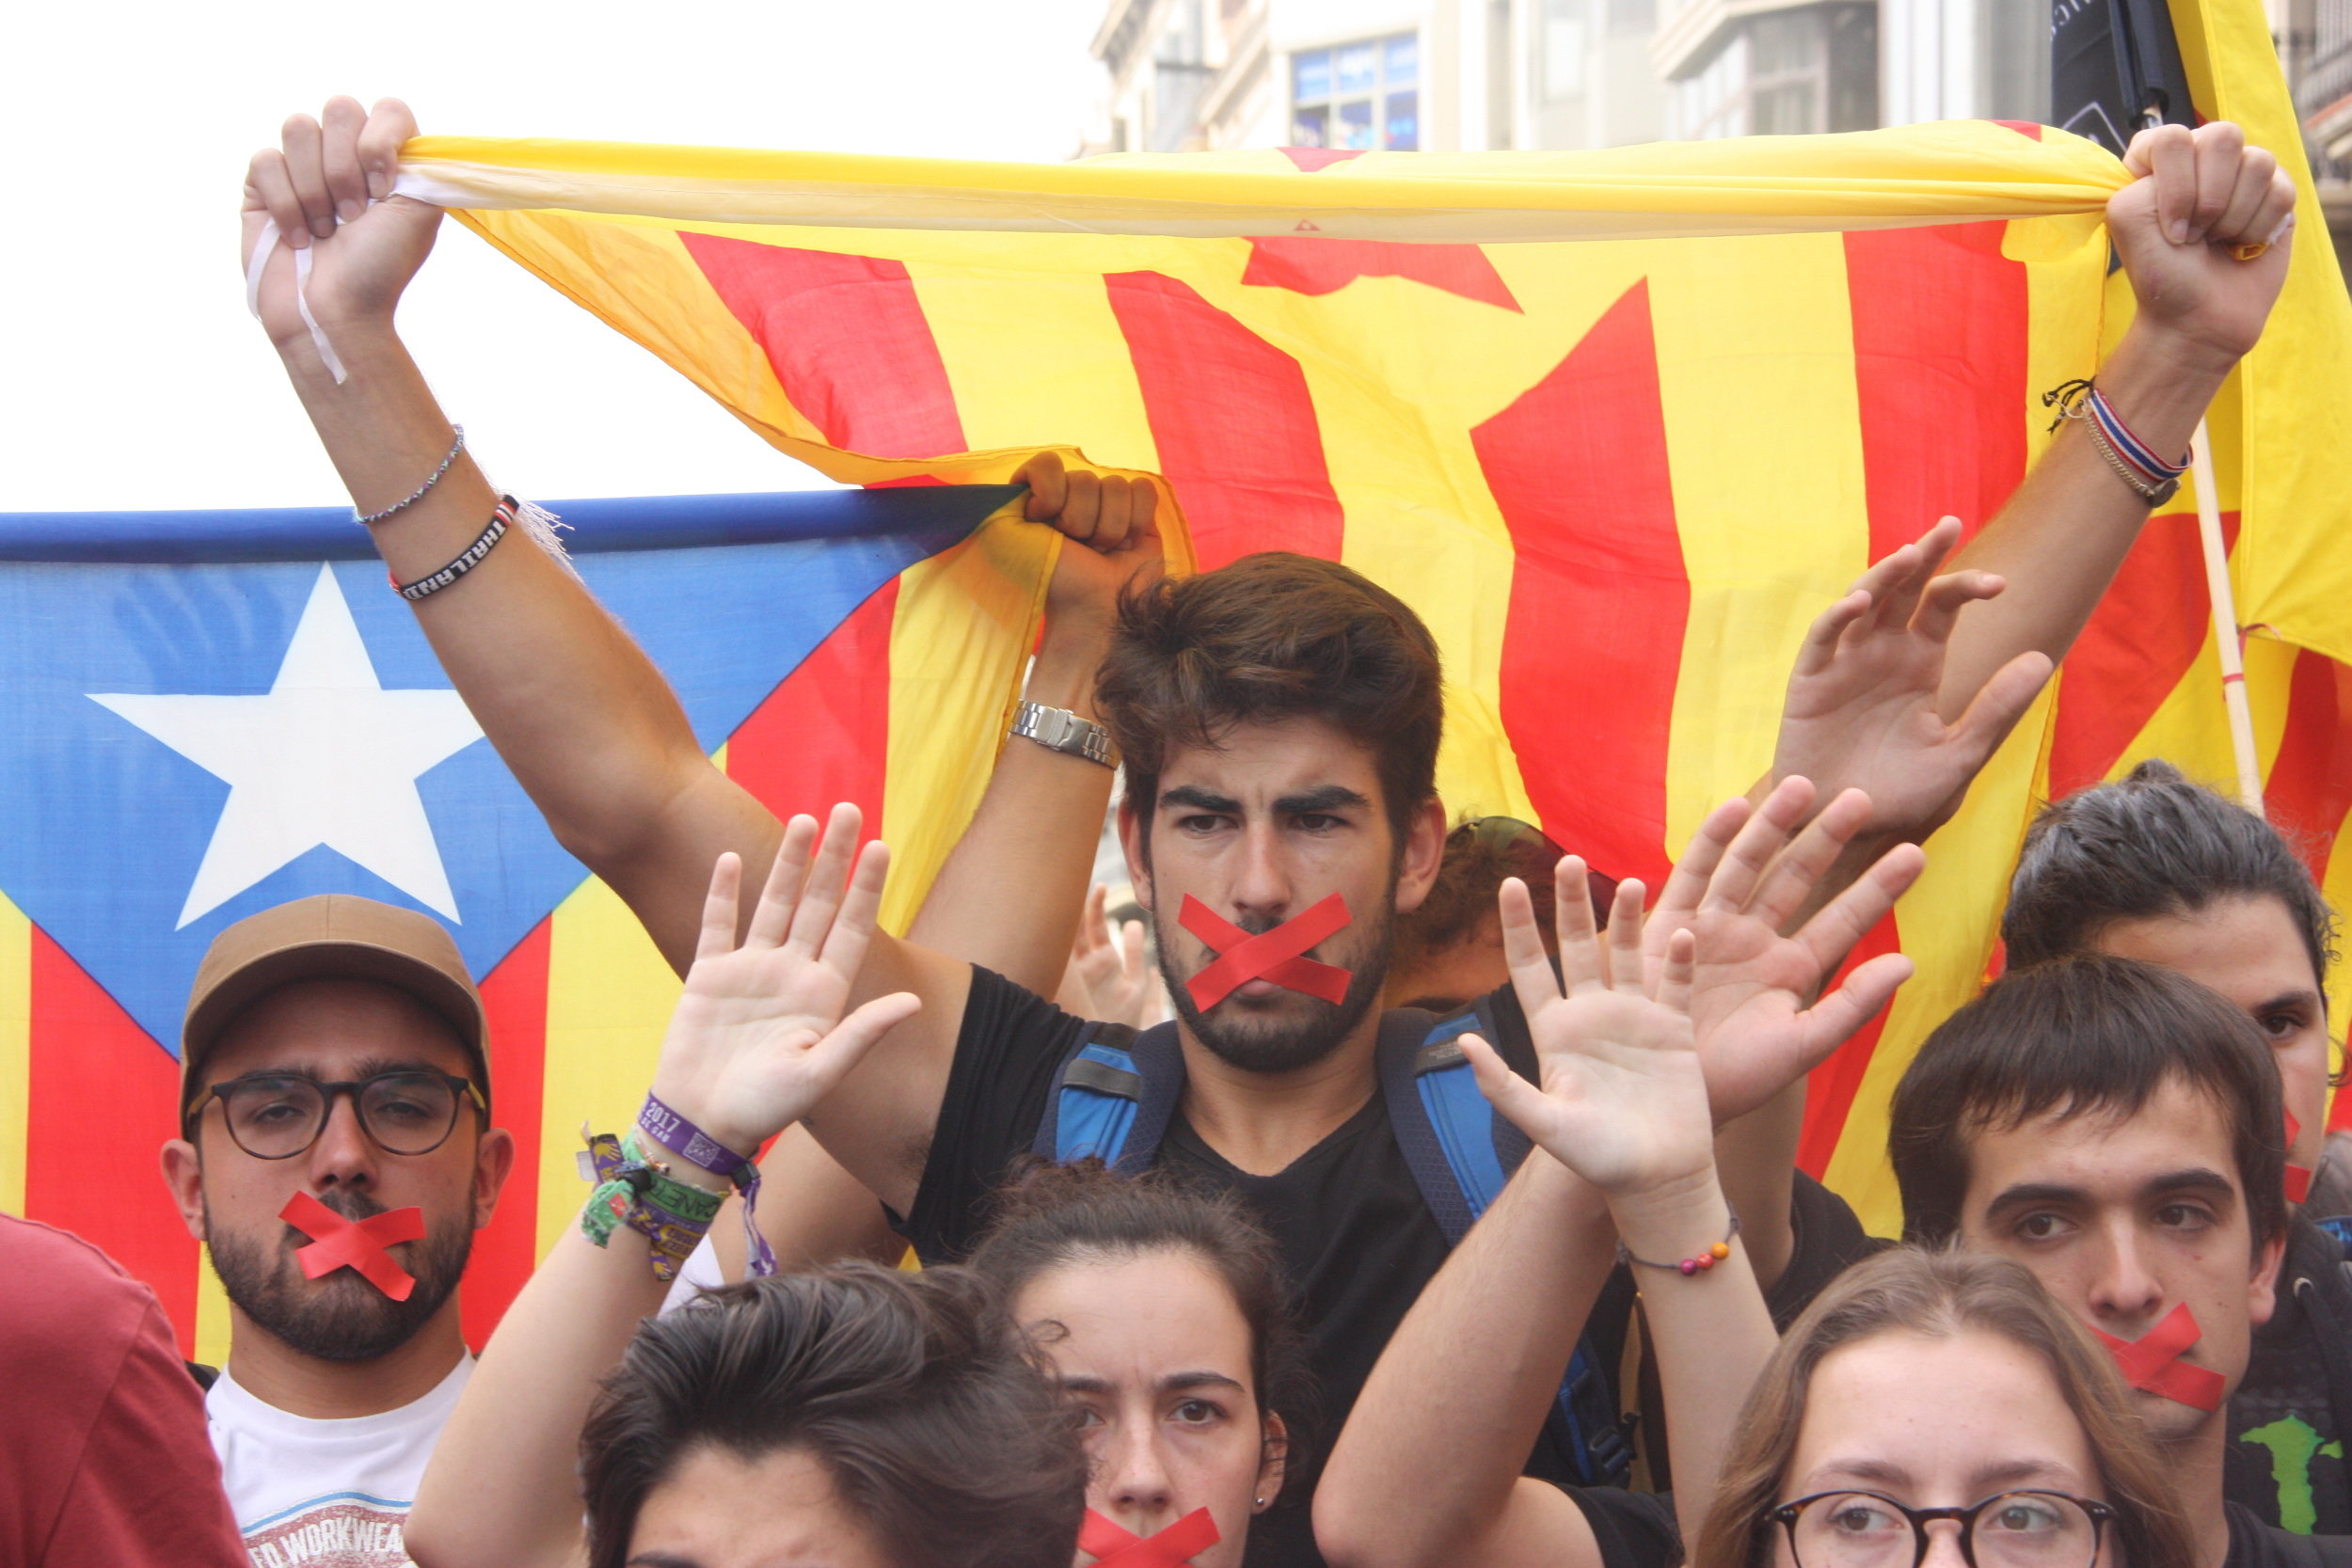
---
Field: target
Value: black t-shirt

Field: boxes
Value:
[2227,1501,2352,1568]
[905,967,1871,1568]
[2226,1215,2352,1534]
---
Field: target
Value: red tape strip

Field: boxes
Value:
[2090,1302,2228,1412]
[1079,1508,1221,1568]
[280,1191,425,1302]
[1179,895,1352,1012]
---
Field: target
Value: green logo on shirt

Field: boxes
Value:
[2241,1415,2344,1534]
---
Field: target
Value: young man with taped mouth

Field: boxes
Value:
[249,98,2286,1567]
[156,895,516,1567]
[2003,760,2352,1534]
[1887,955,2352,1568]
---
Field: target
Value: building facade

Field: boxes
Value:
[1085,0,2348,282]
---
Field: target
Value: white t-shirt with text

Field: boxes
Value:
[205,1355,470,1568]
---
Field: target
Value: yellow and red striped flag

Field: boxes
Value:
[397,111,2352,1241]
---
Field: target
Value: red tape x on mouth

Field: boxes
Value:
[2090,1302,2227,1413]
[1179,895,1352,1012]
[280,1191,425,1302]
[1079,1508,1221,1567]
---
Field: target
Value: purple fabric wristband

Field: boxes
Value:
[639,1092,778,1278]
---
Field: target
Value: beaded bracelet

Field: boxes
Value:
[356,426,466,527]
[1617,1212,1740,1277]
[580,1128,725,1281]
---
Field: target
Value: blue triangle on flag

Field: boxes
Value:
[0,486,1015,1056]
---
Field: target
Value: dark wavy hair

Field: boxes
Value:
[580,1263,1086,1568]
[967,1157,1316,1489]
[2006,759,2337,1004]
[1096,552,1443,855]
[1888,953,2288,1258]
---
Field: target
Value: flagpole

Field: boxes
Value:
[2188,417,2267,816]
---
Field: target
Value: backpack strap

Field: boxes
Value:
[1380,1003,1633,1489]
[1032,1021,1186,1174]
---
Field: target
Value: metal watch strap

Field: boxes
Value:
[1011,701,1120,768]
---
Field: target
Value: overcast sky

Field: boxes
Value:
[2,0,1108,512]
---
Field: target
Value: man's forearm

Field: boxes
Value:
[905,605,1117,996]
[1937,321,2233,717]
[278,324,780,973]
[1317,1155,1616,1568]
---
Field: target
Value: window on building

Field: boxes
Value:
[1542,0,1590,102]
[1293,31,1420,149]
[1666,4,1873,139]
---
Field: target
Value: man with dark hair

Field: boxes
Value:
[158,895,516,1566]
[2003,759,2352,1534]
[1888,955,2352,1568]
[248,96,2292,1566]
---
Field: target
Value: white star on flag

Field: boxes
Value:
[90,563,485,927]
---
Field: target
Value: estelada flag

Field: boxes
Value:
[389,108,2352,1239]
[0,488,1048,1360]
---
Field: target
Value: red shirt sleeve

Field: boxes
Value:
[0,1214,248,1568]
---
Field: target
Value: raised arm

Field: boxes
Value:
[906,451,1162,993]
[1933,121,2296,715]
[406,832,918,1568]
[248,100,1153,1215]
[246,98,780,971]
[1766,124,2296,854]
[1319,787,1918,1568]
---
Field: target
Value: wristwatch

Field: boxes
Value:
[1010,701,1120,768]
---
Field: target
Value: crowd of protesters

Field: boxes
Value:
[4,94,2345,1568]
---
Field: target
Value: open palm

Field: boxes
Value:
[649,806,919,1158]
[1770,518,2050,847]
[1460,874,1713,1197]
[1641,779,1922,1127]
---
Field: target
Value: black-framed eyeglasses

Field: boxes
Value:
[1770,1491,2113,1568]
[186,1070,488,1160]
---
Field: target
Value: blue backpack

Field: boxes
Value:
[1029,999,1635,1488]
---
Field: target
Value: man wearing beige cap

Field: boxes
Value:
[160,895,514,1568]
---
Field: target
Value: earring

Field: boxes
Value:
[1254,1497,1266,1509]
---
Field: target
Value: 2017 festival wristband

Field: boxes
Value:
[580,1128,726,1281]
[638,1091,777,1278]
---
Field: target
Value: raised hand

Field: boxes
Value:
[1457,872,1713,1196]
[1059,882,1163,1028]
[647,806,920,1158]
[243,97,441,360]
[1014,451,1167,630]
[2108,121,2297,373]
[1769,517,2053,847]
[1662,778,1922,1127]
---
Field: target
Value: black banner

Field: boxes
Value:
[2050,0,2199,153]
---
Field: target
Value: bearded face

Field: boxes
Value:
[1162,901,1395,1075]
[205,1185,474,1362]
